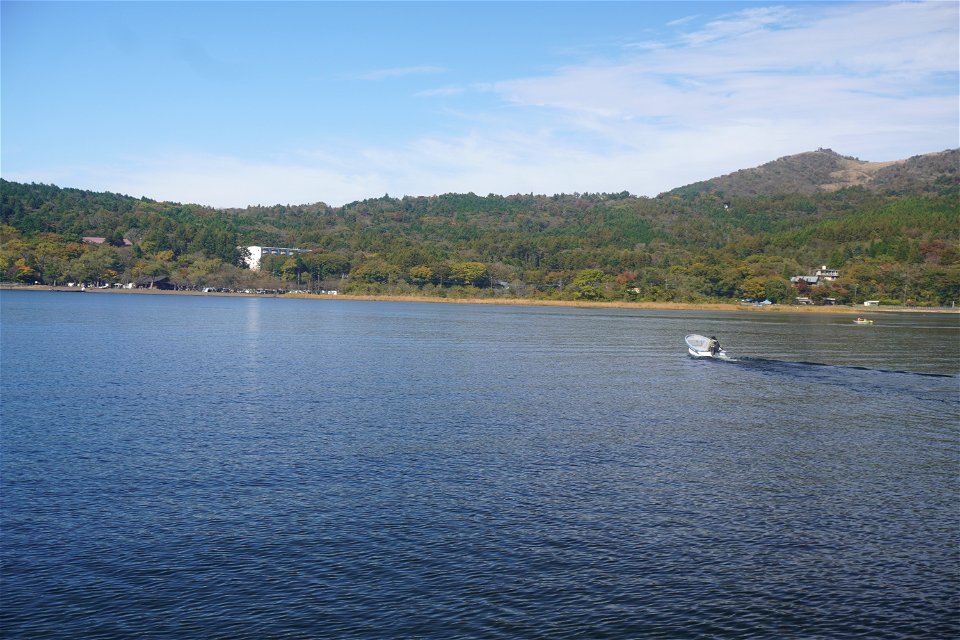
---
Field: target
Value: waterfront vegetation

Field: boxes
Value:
[1,175,958,306]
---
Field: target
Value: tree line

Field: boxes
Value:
[1,178,957,305]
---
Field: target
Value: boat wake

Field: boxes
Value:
[732,356,956,379]
[699,357,959,406]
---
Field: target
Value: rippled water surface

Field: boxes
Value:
[2,291,958,638]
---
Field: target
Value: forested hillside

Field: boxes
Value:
[2,149,958,305]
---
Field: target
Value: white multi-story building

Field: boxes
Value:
[814,265,840,281]
[243,246,311,271]
[791,265,840,286]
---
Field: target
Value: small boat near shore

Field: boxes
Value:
[685,334,732,359]
[853,317,874,325]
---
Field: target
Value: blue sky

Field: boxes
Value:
[2,1,957,207]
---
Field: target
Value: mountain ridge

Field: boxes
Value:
[666,148,959,199]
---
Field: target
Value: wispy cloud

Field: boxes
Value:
[666,14,700,28]
[356,65,446,81]
[680,5,797,46]
[415,85,466,97]
[492,2,957,163]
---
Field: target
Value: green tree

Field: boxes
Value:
[450,261,488,287]
[570,268,607,300]
[739,276,767,300]
[281,257,299,282]
[304,251,350,280]
[763,278,792,303]
[34,240,71,285]
[185,257,223,289]
[351,259,397,283]
[69,245,121,284]
[106,229,125,247]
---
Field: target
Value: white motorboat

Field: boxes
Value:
[685,334,730,359]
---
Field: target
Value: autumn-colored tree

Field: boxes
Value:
[13,258,36,282]
[408,265,433,284]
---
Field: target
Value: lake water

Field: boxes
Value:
[2,291,958,639]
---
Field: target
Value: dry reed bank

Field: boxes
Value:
[4,284,954,315]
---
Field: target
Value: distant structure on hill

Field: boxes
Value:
[791,265,840,286]
[243,245,311,271]
[83,236,133,247]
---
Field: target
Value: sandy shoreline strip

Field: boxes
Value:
[3,284,956,314]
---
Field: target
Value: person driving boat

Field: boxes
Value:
[709,336,722,355]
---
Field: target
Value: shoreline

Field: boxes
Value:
[2,283,956,314]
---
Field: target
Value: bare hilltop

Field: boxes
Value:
[668,148,959,198]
